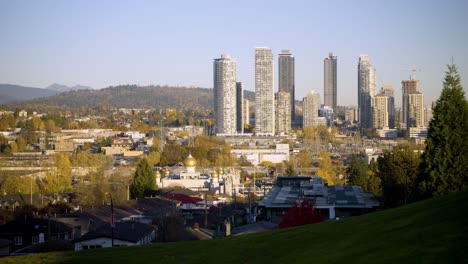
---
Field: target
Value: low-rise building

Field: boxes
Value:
[259,176,379,223]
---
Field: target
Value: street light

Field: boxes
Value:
[106,192,114,247]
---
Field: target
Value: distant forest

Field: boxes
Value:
[4,85,255,112]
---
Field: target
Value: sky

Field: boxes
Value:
[0,0,467,107]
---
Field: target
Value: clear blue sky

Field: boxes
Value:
[0,0,467,106]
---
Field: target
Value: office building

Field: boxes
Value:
[275,91,291,135]
[324,52,337,112]
[213,54,237,134]
[279,50,295,124]
[255,47,275,135]
[303,91,320,127]
[358,55,376,131]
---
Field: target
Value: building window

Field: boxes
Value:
[14,236,23,245]
[32,236,39,244]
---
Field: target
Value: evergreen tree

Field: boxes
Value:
[346,155,368,188]
[418,64,468,197]
[131,158,156,199]
[377,145,421,207]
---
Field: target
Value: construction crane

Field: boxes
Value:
[400,67,420,80]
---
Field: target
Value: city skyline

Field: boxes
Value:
[0,1,467,107]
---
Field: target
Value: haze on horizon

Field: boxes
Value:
[0,0,467,107]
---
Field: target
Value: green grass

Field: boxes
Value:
[3,191,467,264]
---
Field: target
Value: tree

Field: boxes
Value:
[295,149,312,174]
[16,136,27,152]
[316,151,336,185]
[146,151,161,167]
[9,142,18,153]
[278,199,323,229]
[130,158,156,199]
[346,155,368,187]
[377,145,421,207]
[0,114,16,130]
[418,64,468,197]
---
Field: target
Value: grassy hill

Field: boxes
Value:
[3,191,467,264]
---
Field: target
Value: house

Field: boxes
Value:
[74,221,156,251]
[0,239,10,256]
[0,218,73,252]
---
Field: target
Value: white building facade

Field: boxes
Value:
[214,54,237,134]
[255,47,275,135]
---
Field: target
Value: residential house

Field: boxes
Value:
[74,221,156,251]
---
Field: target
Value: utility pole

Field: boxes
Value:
[106,193,115,247]
[204,192,208,228]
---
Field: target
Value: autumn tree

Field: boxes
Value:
[42,153,72,194]
[0,114,16,130]
[418,64,468,197]
[16,136,27,152]
[316,151,337,185]
[295,149,312,174]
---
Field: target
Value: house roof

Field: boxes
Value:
[163,193,203,204]
[75,221,155,243]
[0,218,72,236]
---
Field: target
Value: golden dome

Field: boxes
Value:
[211,171,219,178]
[217,168,224,174]
[184,154,197,167]
[155,171,162,178]
[162,168,171,176]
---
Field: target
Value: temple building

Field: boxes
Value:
[156,154,240,196]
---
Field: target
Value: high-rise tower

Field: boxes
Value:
[381,85,395,128]
[255,47,275,135]
[236,82,244,133]
[372,93,389,129]
[213,54,237,134]
[324,52,337,112]
[402,79,419,127]
[358,55,376,131]
[279,50,295,124]
[275,91,291,135]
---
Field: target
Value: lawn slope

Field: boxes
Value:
[3,191,467,264]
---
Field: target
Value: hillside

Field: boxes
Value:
[3,191,466,264]
[45,83,93,93]
[3,85,256,111]
[0,84,59,104]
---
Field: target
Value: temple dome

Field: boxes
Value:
[184,154,197,167]
[211,171,219,178]
[155,171,162,178]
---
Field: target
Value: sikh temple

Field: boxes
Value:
[155,153,241,196]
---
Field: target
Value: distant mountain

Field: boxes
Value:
[0,84,59,104]
[4,85,255,111]
[45,83,93,92]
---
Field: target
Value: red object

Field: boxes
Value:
[278,199,324,229]
[163,193,203,204]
